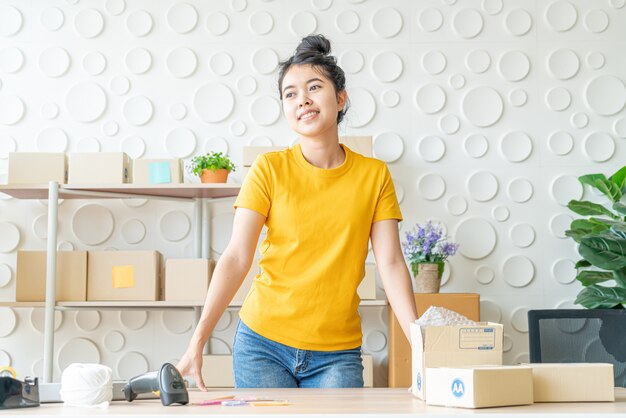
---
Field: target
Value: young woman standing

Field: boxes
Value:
[177,34,418,388]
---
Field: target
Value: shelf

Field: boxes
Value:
[0,183,241,200]
[0,299,388,309]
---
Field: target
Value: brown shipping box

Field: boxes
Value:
[164,258,214,301]
[528,363,614,402]
[87,251,162,301]
[68,152,131,184]
[388,293,480,388]
[132,159,182,185]
[15,250,87,302]
[8,152,67,184]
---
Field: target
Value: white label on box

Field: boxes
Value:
[459,327,496,349]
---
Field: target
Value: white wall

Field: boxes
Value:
[0,0,625,387]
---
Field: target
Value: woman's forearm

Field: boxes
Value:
[378,260,418,345]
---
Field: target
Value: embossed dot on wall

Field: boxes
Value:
[503,256,535,288]
[371,7,403,38]
[72,204,114,245]
[455,218,497,260]
[0,308,17,337]
[545,0,578,32]
[0,5,24,37]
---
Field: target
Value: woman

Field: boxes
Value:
[177,34,418,389]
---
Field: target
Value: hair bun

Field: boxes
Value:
[295,34,331,57]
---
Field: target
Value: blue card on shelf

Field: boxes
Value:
[149,162,172,184]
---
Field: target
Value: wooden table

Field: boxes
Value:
[3,388,626,417]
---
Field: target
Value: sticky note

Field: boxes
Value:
[149,162,172,184]
[112,265,134,288]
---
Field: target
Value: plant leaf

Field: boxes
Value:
[594,179,622,203]
[575,285,626,309]
[567,200,619,220]
[565,229,587,243]
[579,232,626,270]
[609,166,626,190]
[579,174,608,190]
[611,223,626,240]
[575,259,592,269]
[614,268,626,289]
[613,202,626,216]
[576,270,614,286]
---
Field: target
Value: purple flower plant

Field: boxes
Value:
[401,221,459,264]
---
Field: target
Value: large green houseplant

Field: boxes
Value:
[565,165,626,309]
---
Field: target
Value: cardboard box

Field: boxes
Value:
[357,264,376,300]
[201,355,234,388]
[363,354,373,388]
[132,159,182,185]
[527,363,614,402]
[339,136,372,158]
[87,251,162,301]
[8,152,67,184]
[411,321,503,400]
[164,259,214,301]
[388,293,480,388]
[425,366,533,408]
[68,152,131,184]
[15,250,87,302]
[231,259,259,304]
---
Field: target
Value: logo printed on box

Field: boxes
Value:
[451,378,465,398]
[416,372,422,391]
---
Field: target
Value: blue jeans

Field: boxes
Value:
[232,320,364,388]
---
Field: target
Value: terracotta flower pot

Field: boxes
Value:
[411,262,444,293]
[200,169,229,183]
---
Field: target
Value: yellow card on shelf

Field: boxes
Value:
[112,265,135,288]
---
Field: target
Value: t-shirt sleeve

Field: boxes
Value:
[372,164,403,223]
[233,154,272,217]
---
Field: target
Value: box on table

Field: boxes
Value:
[87,251,162,301]
[411,321,503,400]
[527,363,614,402]
[132,159,182,185]
[164,258,214,301]
[389,293,480,388]
[357,264,376,300]
[15,250,87,302]
[8,152,67,184]
[362,354,373,388]
[68,152,131,184]
[201,355,234,387]
[339,136,372,158]
[425,365,533,408]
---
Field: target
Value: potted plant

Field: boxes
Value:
[565,165,626,309]
[188,151,236,183]
[401,221,459,293]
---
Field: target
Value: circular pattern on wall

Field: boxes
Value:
[466,49,491,73]
[335,11,360,34]
[123,96,153,126]
[492,205,510,222]
[547,131,574,156]
[0,222,20,253]
[508,89,528,107]
[110,76,130,96]
[249,11,273,35]
[545,1,577,32]
[193,82,234,122]
[206,12,230,36]
[464,134,488,158]
[371,7,403,38]
[381,90,400,108]
[0,350,10,366]
[475,265,495,284]
[455,218,497,260]
[552,258,576,284]
[167,47,197,78]
[251,48,279,74]
[583,132,615,162]
[170,103,187,120]
[0,263,12,288]
[126,10,152,37]
[571,112,589,129]
[421,50,446,75]
[449,74,466,90]
[347,88,376,127]
[373,132,404,163]
[500,131,533,162]
[57,338,100,371]
[121,136,146,159]
[364,330,387,353]
[418,8,443,32]
[583,9,609,33]
[37,127,68,152]
[505,9,532,36]
[0,136,16,158]
[584,75,626,116]
[0,95,24,125]
[77,137,101,152]
[105,0,126,16]
[510,223,536,248]
[30,309,63,333]
[0,6,23,36]
[446,195,467,216]
[507,178,534,203]
[415,84,446,114]
[72,204,114,245]
[162,311,193,334]
[290,11,317,37]
[204,136,229,154]
[546,87,571,111]
[237,76,257,96]
[250,96,281,126]
[417,173,446,201]
[549,213,573,238]
[417,136,445,162]
[439,114,460,134]
[0,308,16,337]
[452,8,483,38]
[0,47,24,73]
[83,52,107,75]
[209,52,234,76]
[160,211,191,242]
[551,175,583,206]
[125,48,152,74]
[165,128,196,158]
[167,3,198,34]
[74,9,104,38]
[66,82,107,122]
[547,48,579,80]
[104,331,125,352]
[467,171,498,202]
[482,0,503,15]
[372,51,403,82]
[586,51,605,70]
[340,50,364,74]
[503,256,535,287]
[121,219,146,244]
[462,86,503,127]
[480,300,502,322]
[42,102,59,120]
[75,311,101,332]
[39,47,70,77]
[103,121,119,136]
[120,310,148,330]
[615,118,626,138]
[510,307,530,332]
[498,51,530,81]
[117,352,149,380]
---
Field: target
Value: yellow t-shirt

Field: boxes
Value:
[234,143,402,351]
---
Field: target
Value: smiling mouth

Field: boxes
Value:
[299,111,319,120]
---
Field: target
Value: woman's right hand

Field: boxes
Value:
[176,345,207,391]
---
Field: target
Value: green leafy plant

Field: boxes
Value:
[188,152,236,177]
[565,165,626,309]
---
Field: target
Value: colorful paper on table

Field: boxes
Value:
[149,162,172,184]
[112,265,134,288]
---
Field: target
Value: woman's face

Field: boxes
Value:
[280,64,347,140]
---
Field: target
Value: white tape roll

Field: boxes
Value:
[60,363,113,408]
